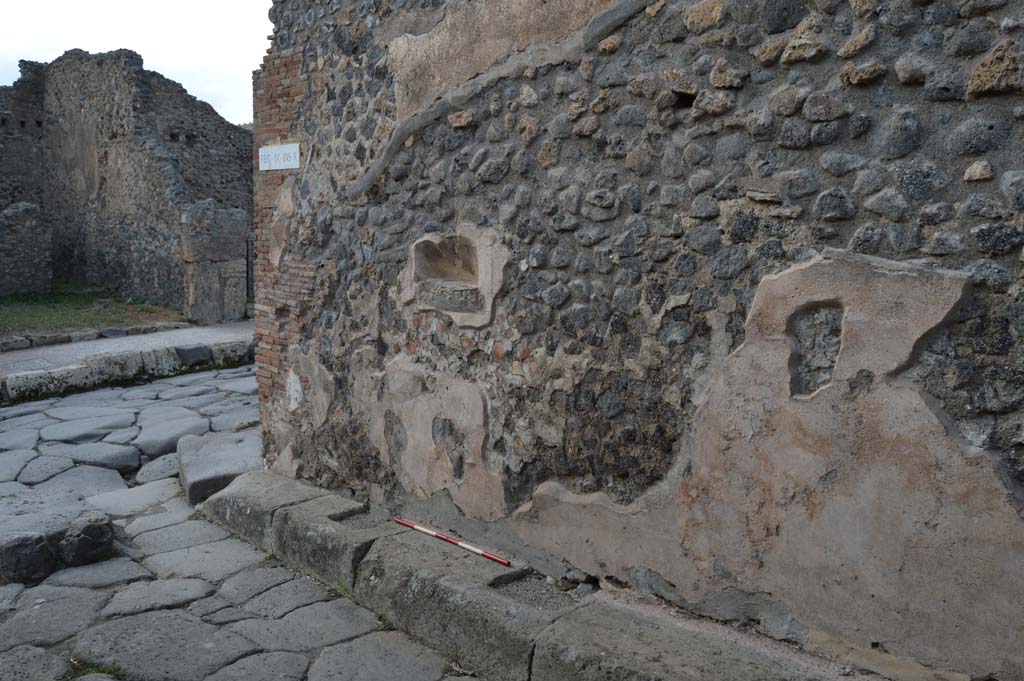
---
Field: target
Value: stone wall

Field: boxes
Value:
[0,61,45,211]
[42,50,253,321]
[0,62,48,295]
[0,203,51,295]
[253,1,1024,679]
[0,50,252,323]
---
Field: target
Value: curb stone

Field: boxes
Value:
[0,322,192,354]
[201,472,881,681]
[0,338,255,405]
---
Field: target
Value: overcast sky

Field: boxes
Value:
[0,1,274,124]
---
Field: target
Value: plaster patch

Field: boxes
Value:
[362,358,508,521]
[514,251,1024,678]
[388,0,619,119]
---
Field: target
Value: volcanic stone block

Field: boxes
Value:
[74,610,259,681]
[308,632,448,681]
[44,557,153,588]
[354,532,549,681]
[0,532,58,584]
[532,595,840,681]
[202,471,329,552]
[0,645,70,681]
[0,585,109,651]
[57,514,114,566]
[270,495,398,590]
[177,429,262,505]
[207,652,310,681]
[225,600,379,653]
[100,578,216,617]
[142,538,265,582]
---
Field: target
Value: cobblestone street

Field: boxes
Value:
[0,369,456,681]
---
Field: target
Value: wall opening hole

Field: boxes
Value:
[788,301,844,397]
[675,91,697,108]
[1,118,7,127]
[35,120,43,128]
[169,132,180,142]
[412,235,484,313]
[19,120,26,129]
[185,133,197,146]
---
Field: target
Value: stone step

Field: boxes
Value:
[201,471,886,681]
[176,429,262,505]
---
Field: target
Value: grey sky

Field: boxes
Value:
[0,1,274,124]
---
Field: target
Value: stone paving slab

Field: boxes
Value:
[133,520,230,556]
[0,585,110,651]
[218,566,296,605]
[225,600,380,652]
[74,609,260,681]
[36,465,127,497]
[87,478,182,517]
[210,405,260,432]
[206,651,310,681]
[178,429,262,505]
[0,449,36,482]
[240,576,329,619]
[0,584,25,611]
[124,505,194,538]
[0,644,70,681]
[133,416,210,458]
[308,631,448,681]
[136,454,180,483]
[16,455,74,484]
[143,538,266,582]
[101,578,216,617]
[44,557,154,589]
[0,428,40,450]
[0,413,56,432]
[39,414,136,444]
[39,441,141,471]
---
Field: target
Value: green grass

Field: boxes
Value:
[61,659,123,680]
[0,280,183,338]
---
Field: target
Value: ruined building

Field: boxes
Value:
[253,1,1024,678]
[0,50,252,324]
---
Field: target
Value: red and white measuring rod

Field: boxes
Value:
[393,518,512,567]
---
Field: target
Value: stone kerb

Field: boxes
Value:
[1,339,254,404]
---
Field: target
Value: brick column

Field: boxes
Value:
[252,48,313,409]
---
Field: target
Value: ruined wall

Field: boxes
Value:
[0,62,48,294]
[40,49,253,318]
[0,62,45,212]
[254,1,1024,678]
[0,203,51,295]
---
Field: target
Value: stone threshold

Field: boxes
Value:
[0,339,255,405]
[200,471,888,681]
[0,321,193,354]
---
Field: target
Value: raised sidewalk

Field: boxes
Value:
[0,322,255,404]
